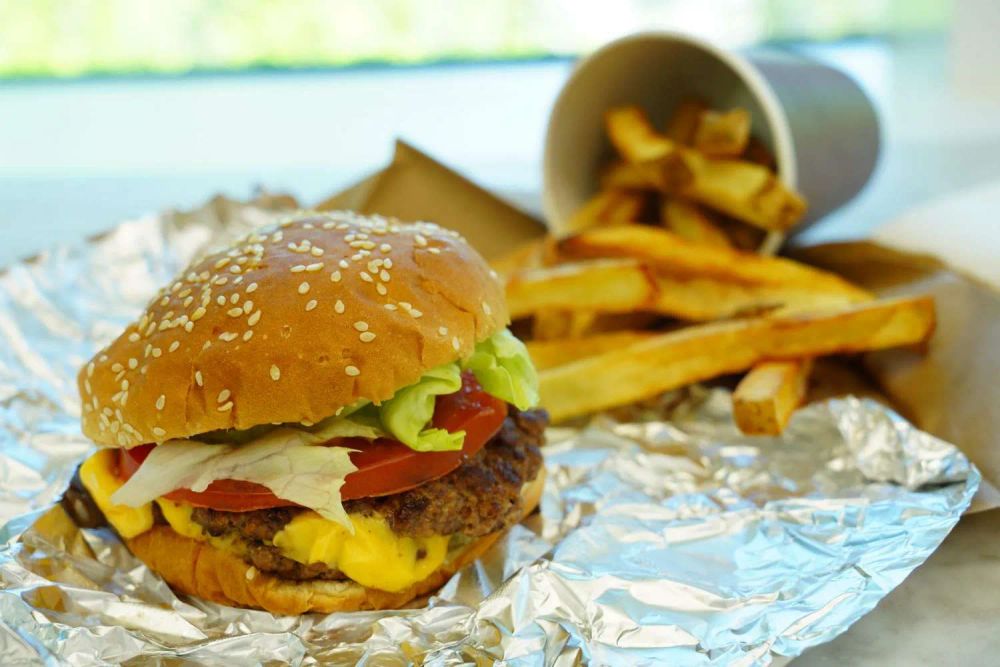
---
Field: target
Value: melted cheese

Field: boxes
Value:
[273,512,449,593]
[79,449,154,539]
[78,451,450,592]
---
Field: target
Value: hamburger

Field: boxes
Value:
[67,211,546,615]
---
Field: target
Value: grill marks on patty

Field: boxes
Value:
[188,407,546,581]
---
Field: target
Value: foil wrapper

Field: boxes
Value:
[0,198,978,665]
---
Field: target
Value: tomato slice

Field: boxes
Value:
[118,373,507,511]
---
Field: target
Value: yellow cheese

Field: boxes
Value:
[78,449,154,539]
[273,512,449,592]
[78,450,450,593]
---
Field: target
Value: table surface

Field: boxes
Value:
[3,35,1000,665]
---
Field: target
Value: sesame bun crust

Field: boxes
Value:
[125,470,544,615]
[79,211,508,448]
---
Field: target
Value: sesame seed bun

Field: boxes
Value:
[78,211,508,448]
[124,470,544,615]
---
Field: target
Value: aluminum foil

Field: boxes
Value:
[0,197,978,666]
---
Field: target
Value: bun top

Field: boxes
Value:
[79,211,508,448]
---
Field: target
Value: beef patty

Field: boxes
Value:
[185,407,547,581]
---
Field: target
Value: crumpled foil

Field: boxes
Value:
[0,197,979,666]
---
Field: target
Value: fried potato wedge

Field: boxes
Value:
[563,189,647,235]
[526,330,656,370]
[539,295,935,422]
[560,225,871,300]
[531,310,598,341]
[692,109,751,157]
[665,98,707,144]
[506,259,657,319]
[732,359,814,435]
[605,106,694,192]
[660,198,731,248]
[490,237,557,278]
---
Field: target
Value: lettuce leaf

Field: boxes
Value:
[463,328,539,410]
[112,429,358,527]
[380,362,465,452]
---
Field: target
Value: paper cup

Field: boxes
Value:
[543,31,880,245]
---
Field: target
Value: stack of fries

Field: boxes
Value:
[497,102,936,435]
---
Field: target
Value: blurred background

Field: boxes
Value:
[1,0,998,264]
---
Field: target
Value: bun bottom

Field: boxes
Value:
[126,470,545,615]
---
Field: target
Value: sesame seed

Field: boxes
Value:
[202,341,211,350]
[376,284,388,296]
[84,379,92,394]
[310,247,324,257]
[184,321,194,333]
[384,303,397,311]
[227,307,243,318]
[428,247,441,254]
[153,427,166,438]
[291,264,306,273]
[384,258,393,269]
[305,299,318,311]
[380,243,391,253]
[415,233,428,246]
[152,348,162,358]
[306,262,323,272]
[128,358,138,369]
[87,362,95,377]
[218,401,234,412]
[353,321,369,332]
[298,282,310,294]
[482,302,492,315]
[452,336,461,351]
[216,295,227,306]
[156,395,166,410]
[367,260,381,273]
[230,293,240,304]
[214,258,230,269]
[339,260,349,269]
[270,365,281,381]
[195,371,204,386]
[192,307,206,321]
[159,296,170,307]
[345,365,360,377]
[243,300,253,314]
[229,265,242,274]
[360,332,376,343]
[183,296,194,307]
[217,389,231,403]
[121,379,130,390]
[410,309,423,318]
[243,330,253,342]
[219,332,238,342]
[128,332,141,342]
[438,326,448,335]
[248,310,261,326]
[246,282,258,293]
[331,270,341,282]
[334,300,345,314]
[360,272,373,283]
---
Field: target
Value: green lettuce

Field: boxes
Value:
[462,328,539,410]
[380,363,465,451]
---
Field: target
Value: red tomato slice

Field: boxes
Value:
[117,373,507,511]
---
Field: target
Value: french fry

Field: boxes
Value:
[692,109,751,157]
[680,149,807,231]
[539,295,935,422]
[664,99,707,144]
[490,237,557,278]
[531,310,598,341]
[660,198,731,248]
[560,224,871,300]
[506,259,657,320]
[743,138,776,170]
[732,359,813,435]
[563,189,646,234]
[600,161,653,190]
[605,106,693,192]
[526,331,657,371]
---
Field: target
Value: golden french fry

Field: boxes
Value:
[600,161,654,190]
[490,237,557,277]
[676,149,806,231]
[506,259,658,320]
[531,310,596,341]
[665,99,708,144]
[526,331,657,371]
[692,109,751,157]
[563,189,647,234]
[539,295,935,422]
[732,359,814,435]
[605,106,694,192]
[660,199,731,248]
[560,224,871,300]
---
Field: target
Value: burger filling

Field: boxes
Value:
[70,329,547,594]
